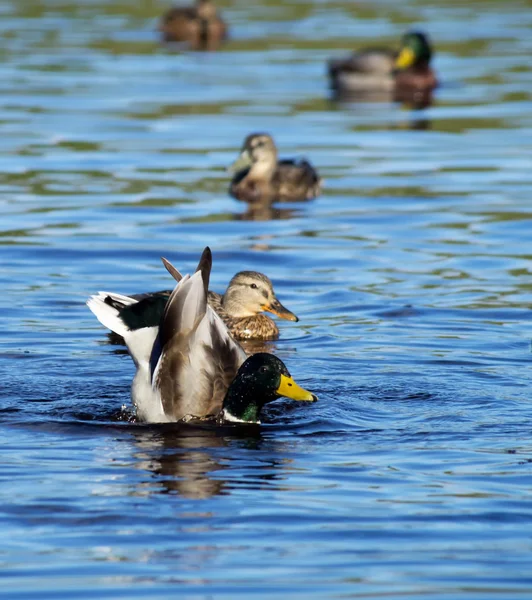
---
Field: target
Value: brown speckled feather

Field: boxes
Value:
[273,160,322,201]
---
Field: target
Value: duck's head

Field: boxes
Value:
[222,353,317,423]
[395,31,433,70]
[222,271,298,322]
[196,0,217,20]
[229,133,278,177]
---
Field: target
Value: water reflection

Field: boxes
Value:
[394,88,435,111]
[239,339,278,355]
[394,110,432,131]
[4,0,532,594]
[332,91,434,127]
[130,426,267,499]
[236,199,296,222]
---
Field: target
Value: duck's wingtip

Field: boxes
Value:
[195,247,212,268]
[197,247,213,294]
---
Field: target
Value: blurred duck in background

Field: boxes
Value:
[159,0,227,50]
[328,31,437,107]
[229,133,322,203]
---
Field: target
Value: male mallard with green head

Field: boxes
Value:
[328,31,437,104]
[229,133,321,203]
[159,0,227,50]
[87,248,317,424]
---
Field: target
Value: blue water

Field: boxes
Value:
[2,0,532,597]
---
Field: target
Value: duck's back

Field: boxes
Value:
[273,159,321,201]
[329,48,395,93]
[152,267,246,421]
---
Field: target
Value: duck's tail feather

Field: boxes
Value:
[161,247,211,292]
[159,248,212,348]
[158,273,203,348]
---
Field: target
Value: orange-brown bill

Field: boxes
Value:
[263,298,299,322]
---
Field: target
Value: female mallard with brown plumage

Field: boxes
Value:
[87,248,317,424]
[103,264,298,343]
[229,133,321,203]
[159,0,227,50]
[328,31,437,105]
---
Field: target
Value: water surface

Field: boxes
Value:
[2,0,532,598]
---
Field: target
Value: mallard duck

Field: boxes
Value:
[87,248,317,424]
[228,133,321,203]
[328,31,437,104]
[159,0,227,50]
[107,265,298,342]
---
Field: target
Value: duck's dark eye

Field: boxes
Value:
[250,283,258,289]
[259,366,268,374]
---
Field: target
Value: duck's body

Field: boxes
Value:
[87,248,316,424]
[329,48,396,94]
[108,269,297,343]
[159,0,227,50]
[229,133,321,203]
[328,31,437,105]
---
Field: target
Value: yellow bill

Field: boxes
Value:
[277,374,317,402]
[395,47,415,70]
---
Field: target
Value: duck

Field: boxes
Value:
[159,0,227,50]
[228,133,322,203]
[105,263,298,343]
[328,31,437,105]
[87,248,317,424]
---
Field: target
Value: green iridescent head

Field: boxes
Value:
[222,353,317,424]
[395,31,433,70]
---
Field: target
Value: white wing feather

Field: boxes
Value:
[87,291,166,421]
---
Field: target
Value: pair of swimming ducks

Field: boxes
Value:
[159,1,437,102]
[88,249,317,425]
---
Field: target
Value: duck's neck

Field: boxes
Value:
[222,290,257,318]
[411,59,430,73]
[197,0,216,20]
[221,380,269,423]
[248,156,277,181]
